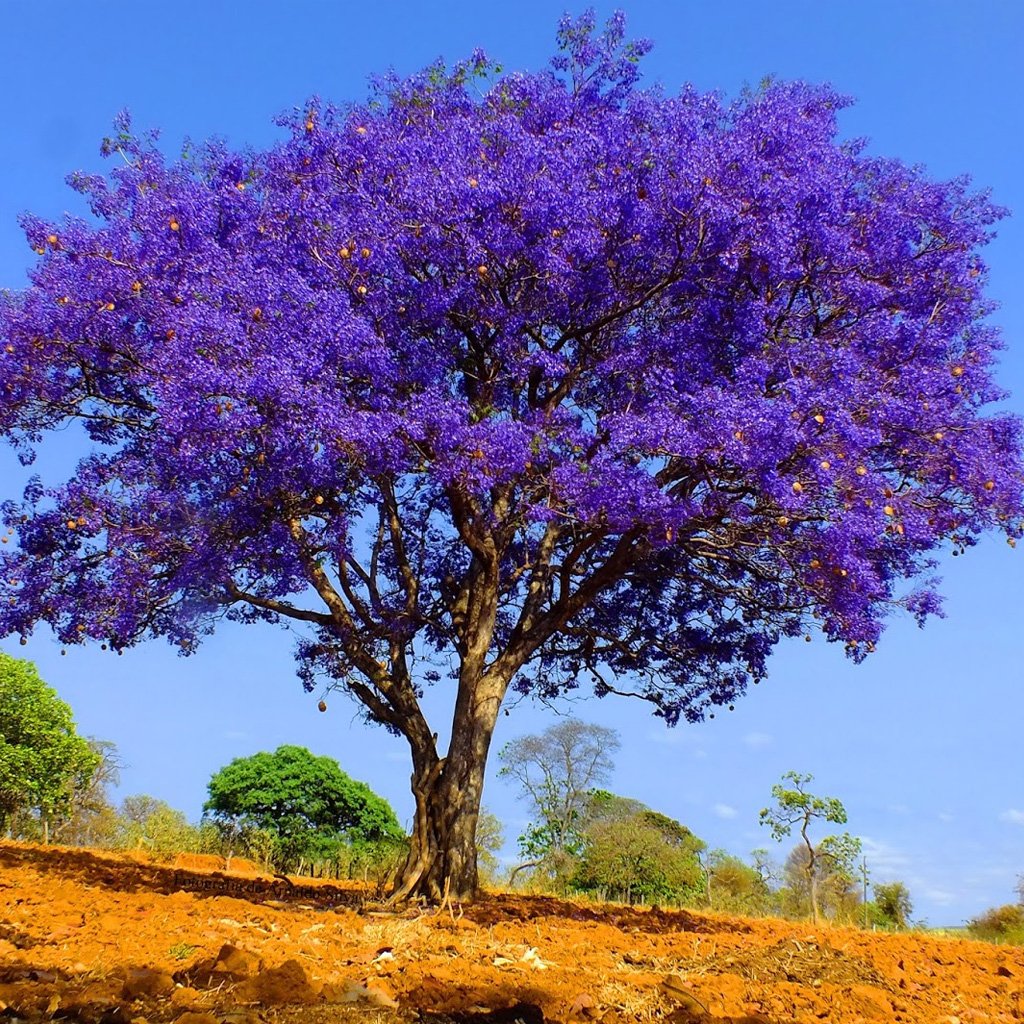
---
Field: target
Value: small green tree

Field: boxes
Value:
[475,809,505,887]
[571,792,705,905]
[873,881,913,930]
[119,794,201,856]
[499,719,619,886]
[0,653,100,841]
[706,849,774,913]
[204,745,404,873]
[759,771,854,924]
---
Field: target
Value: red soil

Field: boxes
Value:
[1,841,1021,1024]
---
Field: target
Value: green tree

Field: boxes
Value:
[873,881,913,930]
[474,809,505,886]
[759,771,855,924]
[0,653,100,841]
[119,794,201,856]
[499,719,619,884]
[572,793,705,905]
[706,849,774,913]
[55,738,123,847]
[204,745,404,872]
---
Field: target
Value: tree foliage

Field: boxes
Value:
[499,718,619,870]
[760,771,857,923]
[706,848,774,913]
[474,808,505,885]
[873,880,913,930]
[967,903,1024,944]
[571,792,705,904]
[0,653,100,837]
[779,839,862,922]
[53,737,123,846]
[1,10,1020,898]
[119,793,205,855]
[204,745,403,870]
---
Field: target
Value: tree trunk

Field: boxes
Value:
[803,823,820,925]
[392,744,487,900]
[809,866,820,924]
[392,672,505,902]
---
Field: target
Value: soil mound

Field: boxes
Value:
[0,840,1021,1024]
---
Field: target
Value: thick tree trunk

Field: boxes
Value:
[392,740,489,900]
[392,673,505,902]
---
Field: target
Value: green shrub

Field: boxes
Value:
[967,904,1024,944]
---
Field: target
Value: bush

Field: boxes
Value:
[204,745,404,874]
[706,850,775,915]
[873,881,913,930]
[967,904,1024,944]
[571,804,704,905]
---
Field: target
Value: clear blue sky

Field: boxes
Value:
[1,1,1022,926]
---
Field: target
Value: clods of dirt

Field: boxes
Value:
[683,936,890,989]
[1,840,1023,1024]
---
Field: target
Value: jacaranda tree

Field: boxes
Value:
[1,13,1021,899]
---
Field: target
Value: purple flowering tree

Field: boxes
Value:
[1,13,1021,899]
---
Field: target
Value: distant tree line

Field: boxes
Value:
[14,652,1006,936]
[0,653,407,882]
[498,719,918,929]
[966,875,1024,945]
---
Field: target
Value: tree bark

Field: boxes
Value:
[802,816,820,925]
[392,672,506,902]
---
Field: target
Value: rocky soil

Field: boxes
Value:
[1,841,1022,1024]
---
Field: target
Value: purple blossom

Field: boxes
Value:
[0,9,1020,898]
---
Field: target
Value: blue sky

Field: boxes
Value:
[1,1,1022,926]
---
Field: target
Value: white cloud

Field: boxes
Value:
[964,862,1020,883]
[937,812,954,824]
[713,803,738,819]
[646,729,707,757]
[858,836,911,878]
[646,729,685,745]
[924,888,955,906]
[742,731,773,749]
[999,809,1024,825]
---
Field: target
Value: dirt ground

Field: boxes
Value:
[1,842,1022,1024]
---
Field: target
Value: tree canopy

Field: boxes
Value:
[0,653,100,837]
[570,791,705,904]
[499,718,619,867]
[760,770,858,923]
[1,11,1020,898]
[204,745,403,868]
[873,880,913,929]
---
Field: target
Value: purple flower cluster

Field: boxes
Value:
[1,13,1020,727]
